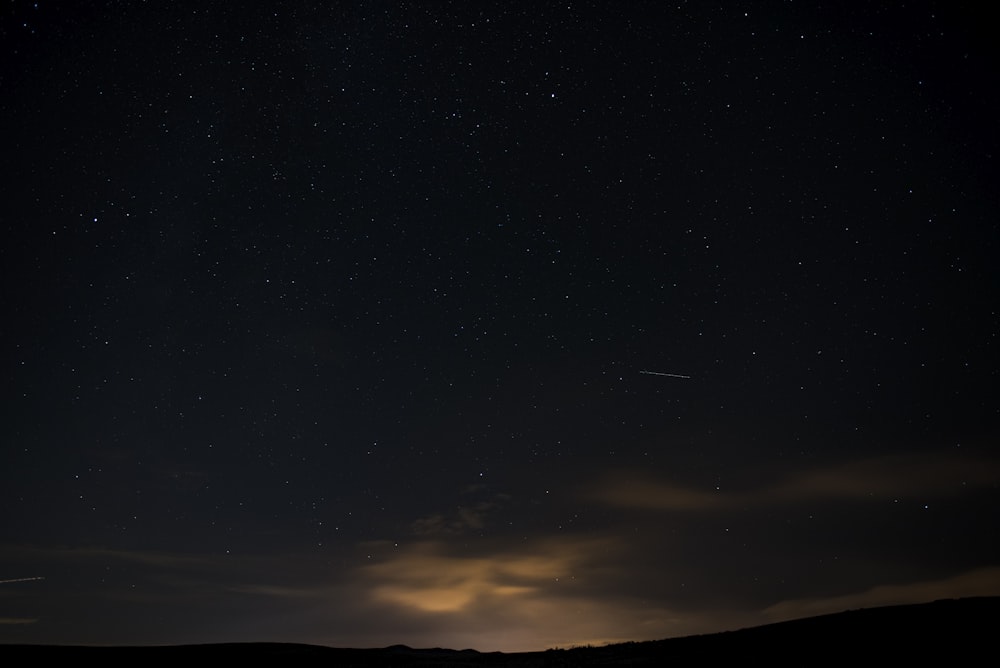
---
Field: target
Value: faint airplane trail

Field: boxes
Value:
[639,370,692,379]
[0,576,45,585]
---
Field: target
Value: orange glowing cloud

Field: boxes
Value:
[364,540,578,613]
[352,536,723,650]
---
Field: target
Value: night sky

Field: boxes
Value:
[2,1,998,652]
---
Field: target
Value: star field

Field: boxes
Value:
[1,1,998,651]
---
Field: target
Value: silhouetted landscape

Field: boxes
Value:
[1,597,995,666]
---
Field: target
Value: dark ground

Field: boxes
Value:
[1,597,996,666]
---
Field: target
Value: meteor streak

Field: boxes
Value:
[0,577,45,585]
[639,370,691,379]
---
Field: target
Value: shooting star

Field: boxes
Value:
[0,577,45,585]
[640,370,691,379]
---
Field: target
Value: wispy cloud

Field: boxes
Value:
[0,544,210,569]
[592,475,724,511]
[0,617,38,625]
[409,492,509,536]
[410,502,499,536]
[594,452,1000,512]
[765,452,1000,502]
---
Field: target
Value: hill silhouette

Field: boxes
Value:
[1,597,995,666]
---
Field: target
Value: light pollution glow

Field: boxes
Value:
[1,451,997,651]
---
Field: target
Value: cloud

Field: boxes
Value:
[0,617,38,625]
[5,449,996,653]
[0,544,211,569]
[351,535,723,650]
[226,583,326,598]
[594,452,1000,512]
[364,540,573,613]
[765,452,1000,502]
[409,497,505,536]
[761,566,1000,622]
[593,475,724,511]
[410,508,498,536]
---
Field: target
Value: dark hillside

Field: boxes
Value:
[1,597,995,666]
